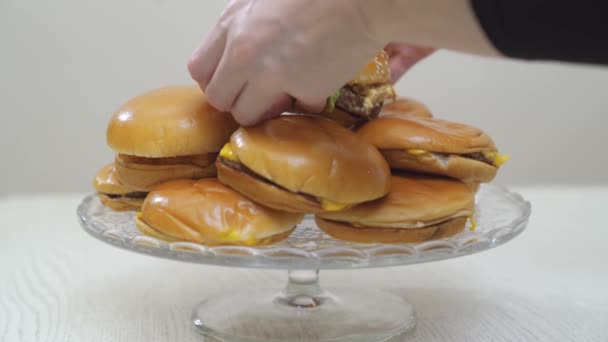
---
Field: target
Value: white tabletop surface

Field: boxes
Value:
[1,187,607,342]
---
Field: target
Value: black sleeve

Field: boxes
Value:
[470,0,608,65]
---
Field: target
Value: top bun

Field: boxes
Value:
[357,116,496,154]
[139,179,303,244]
[318,174,474,228]
[229,115,391,204]
[380,97,433,118]
[107,85,239,157]
[93,163,133,195]
[348,50,391,86]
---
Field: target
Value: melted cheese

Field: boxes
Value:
[469,215,477,232]
[219,143,239,162]
[482,151,510,167]
[363,84,396,103]
[359,84,397,111]
[222,230,242,242]
[407,149,428,156]
[318,198,351,211]
[218,230,258,245]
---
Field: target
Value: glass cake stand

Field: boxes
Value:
[77,184,531,342]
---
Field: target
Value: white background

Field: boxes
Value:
[2,0,608,194]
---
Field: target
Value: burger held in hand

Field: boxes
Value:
[321,51,396,128]
[107,85,239,192]
[216,115,391,213]
[136,178,304,246]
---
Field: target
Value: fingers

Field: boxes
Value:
[188,0,247,96]
[194,22,261,113]
[188,0,383,125]
[385,43,435,84]
[203,56,248,112]
[293,99,326,114]
[230,78,293,125]
[188,27,227,91]
[231,92,326,123]
[388,55,413,84]
[260,95,294,122]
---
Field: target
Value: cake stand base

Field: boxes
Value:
[193,270,416,342]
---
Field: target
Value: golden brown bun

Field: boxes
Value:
[107,85,238,157]
[94,163,144,211]
[380,97,433,118]
[98,194,143,211]
[316,216,467,244]
[349,51,391,86]
[93,163,133,195]
[318,174,474,228]
[357,116,496,154]
[466,182,481,193]
[315,108,363,129]
[227,115,391,204]
[217,159,325,213]
[135,216,294,245]
[382,150,497,183]
[114,153,217,192]
[135,217,181,242]
[137,179,304,246]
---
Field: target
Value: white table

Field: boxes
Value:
[1,187,607,342]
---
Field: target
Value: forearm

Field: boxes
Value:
[368,0,608,65]
[363,0,499,56]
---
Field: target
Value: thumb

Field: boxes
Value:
[292,98,326,115]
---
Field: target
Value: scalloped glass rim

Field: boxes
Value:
[77,184,531,270]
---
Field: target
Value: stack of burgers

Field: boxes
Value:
[93,52,508,246]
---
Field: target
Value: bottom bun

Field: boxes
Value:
[315,216,467,244]
[135,216,181,242]
[115,154,217,192]
[382,150,497,183]
[98,194,144,211]
[216,159,324,213]
[135,211,295,246]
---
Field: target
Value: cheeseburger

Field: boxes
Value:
[216,115,391,213]
[107,85,239,192]
[136,179,303,246]
[322,51,396,127]
[357,116,509,183]
[93,163,146,211]
[316,174,475,244]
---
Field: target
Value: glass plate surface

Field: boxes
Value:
[77,184,531,270]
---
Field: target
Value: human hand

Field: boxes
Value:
[188,0,391,125]
[384,43,435,84]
